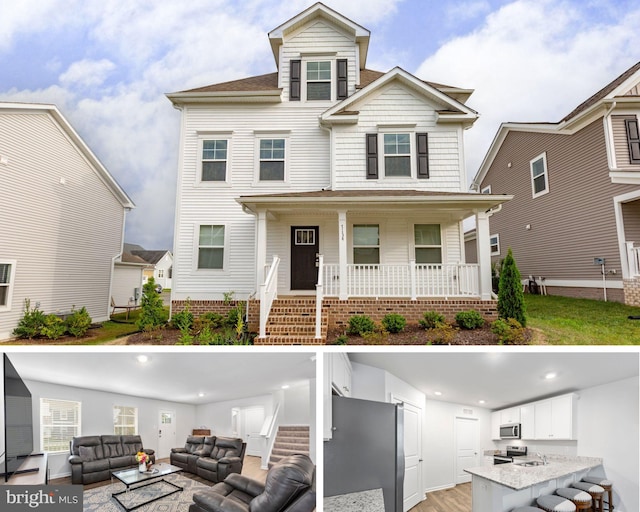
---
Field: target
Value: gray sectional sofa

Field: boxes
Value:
[68,435,156,484]
[170,435,246,484]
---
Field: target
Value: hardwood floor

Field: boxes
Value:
[409,483,472,512]
[50,455,267,489]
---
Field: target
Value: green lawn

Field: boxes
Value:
[525,294,640,344]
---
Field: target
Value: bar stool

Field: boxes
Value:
[572,481,605,512]
[582,476,613,511]
[537,495,577,512]
[512,507,545,512]
[556,488,593,511]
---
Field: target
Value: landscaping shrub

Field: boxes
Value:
[171,309,193,332]
[13,299,47,339]
[429,322,457,344]
[335,334,348,345]
[41,314,66,340]
[347,315,376,335]
[491,318,526,344]
[225,306,241,328]
[382,313,407,333]
[136,278,169,334]
[497,248,527,326]
[419,311,445,330]
[65,307,92,337]
[455,310,485,330]
[194,312,224,331]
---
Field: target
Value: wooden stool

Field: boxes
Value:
[512,507,545,511]
[572,481,605,512]
[537,495,577,512]
[583,477,613,512]
[556,488,593,511]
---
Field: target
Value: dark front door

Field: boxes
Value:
[291,226,319,290]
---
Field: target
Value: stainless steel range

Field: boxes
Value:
[493,445,527,465]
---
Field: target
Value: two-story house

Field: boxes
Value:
[167,3,510,343]
[472,61,640,306]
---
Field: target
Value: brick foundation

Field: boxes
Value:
[543,286,625,303]
[623,279,640,307]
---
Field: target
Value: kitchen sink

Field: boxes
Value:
[515,461,547,467]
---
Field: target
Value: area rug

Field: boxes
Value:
[83,473,210,512]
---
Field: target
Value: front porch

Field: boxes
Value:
[624,242,640,306]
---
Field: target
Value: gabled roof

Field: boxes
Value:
[130,250,171,265]
[120,252,150,265]
[268,2,370,69]
[0,102,135,209]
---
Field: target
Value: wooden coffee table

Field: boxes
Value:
[111,462,184,511]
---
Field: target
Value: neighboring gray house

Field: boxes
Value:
[472,62,640,305]
[0,102,134,340]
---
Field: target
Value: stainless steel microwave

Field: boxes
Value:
[499,423,521,439]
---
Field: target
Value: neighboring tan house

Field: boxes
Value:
[472,61,640,305]
[0,102,135,340]
[167,3,511,343]
[131,250,173,290]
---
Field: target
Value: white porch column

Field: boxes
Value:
[475,210,493,300]
[256,210,267,289]
[338,210,348,300]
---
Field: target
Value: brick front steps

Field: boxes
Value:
[255,298,327,345]
[269,426,310,469]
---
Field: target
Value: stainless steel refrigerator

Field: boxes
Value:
[324,396,404,512]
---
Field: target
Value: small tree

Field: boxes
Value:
[136,278,169,334]
[497,248,526,326]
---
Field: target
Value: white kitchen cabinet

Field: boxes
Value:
[520,404,535,440]
[331,352,352,397]
[533,394,576,440]
[500,407,520,425]
[491,411,501,440]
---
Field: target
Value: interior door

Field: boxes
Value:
[157,409,176,459]
[455,416,479,484]
[393,397,423,511]
[291,226,319,290]
[240,406,265,457]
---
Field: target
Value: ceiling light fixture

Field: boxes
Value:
[434,391,442,396]
[281,385,290,389]
[136,355,149,364]
[544,372,557,380]
[198,392,205,397]
[478,400,486,405]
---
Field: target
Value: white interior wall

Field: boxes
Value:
[282,383,311,424]
[24,379,197,479]
[195,394,274,437]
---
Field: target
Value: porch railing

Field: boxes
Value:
[627,242,640,277]
[259,255,280,338]
[315,254,324,339]
[322,261,480,298]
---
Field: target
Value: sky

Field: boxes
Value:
[1,0,639,250]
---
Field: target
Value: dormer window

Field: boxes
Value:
[384,134,411,176]
[306,61,331,100]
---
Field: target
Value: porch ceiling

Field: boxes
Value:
[237,189,512,219]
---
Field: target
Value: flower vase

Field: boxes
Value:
[139,463,146,472]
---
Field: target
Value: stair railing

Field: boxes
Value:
[260,403,281,470]
[259,255,280,338]
[315,254,324,339]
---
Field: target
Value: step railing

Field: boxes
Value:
[627,242,640,277]
[260,402,280,470]
[315,254,324,339]
[259,255,280,338]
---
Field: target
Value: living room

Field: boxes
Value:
[0,351,317,511]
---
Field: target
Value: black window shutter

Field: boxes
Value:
[290,59,301,101]
[416,132,429,178]
[625,118,640,163]
[366,133,378,179]
[337,59,348,100]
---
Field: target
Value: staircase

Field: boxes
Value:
[261,298,327,345]
[269,425,310,469]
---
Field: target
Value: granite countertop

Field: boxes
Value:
[465,455,603,490]
[324,488,385,512]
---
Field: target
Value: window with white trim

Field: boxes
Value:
[353,225,380,264]
[198,225,225,269]
[530,153,549,197]
[490,234,500,256]
[0,262,14,309]
[113,406,138,435]
[414,224,442,264]
[40,398,81,453]
[383,133,411,177]
[306,61,331,100]
[201,139,228,181]
[157,269,164,278]
[259,139,285,181]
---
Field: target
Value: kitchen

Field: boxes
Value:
[323,351,639,512]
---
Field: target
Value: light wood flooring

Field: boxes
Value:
[50,455,267,489]
[409,483,472,512]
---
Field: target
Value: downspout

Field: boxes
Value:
[108,208,129,319]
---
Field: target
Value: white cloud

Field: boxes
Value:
[415,0,640,184]
[444,0,491,23]
[59,59,116,88]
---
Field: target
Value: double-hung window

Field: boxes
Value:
[0,261,15,309]
[384,134,411,177]
[306,61,331,100]
[625,118,640,163]
[414,224,442,264]
[259,139,285,181]
[353,225,380,264]
[113,406,138,435]
[201,139,228,181]
[490,234,500,256]
[530,153,549,197]
[198,225,225,269]
[40,398,81,453]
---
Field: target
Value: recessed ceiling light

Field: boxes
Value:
[281,385,290,389]
[544,372,557,380]
[434,391,442,396]
[136,355,150,364]
[479,400,486,404]
[198,392,205,397]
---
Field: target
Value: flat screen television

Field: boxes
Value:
[3,354,34,482]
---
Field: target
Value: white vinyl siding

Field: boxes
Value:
[530,152,549,198]
[40,398,81,454]
[113,406,138,435]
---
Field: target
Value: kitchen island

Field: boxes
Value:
[465,455,602,512]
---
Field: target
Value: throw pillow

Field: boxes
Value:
[78,446,96,462]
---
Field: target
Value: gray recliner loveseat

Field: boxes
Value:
[170,435,246,484]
